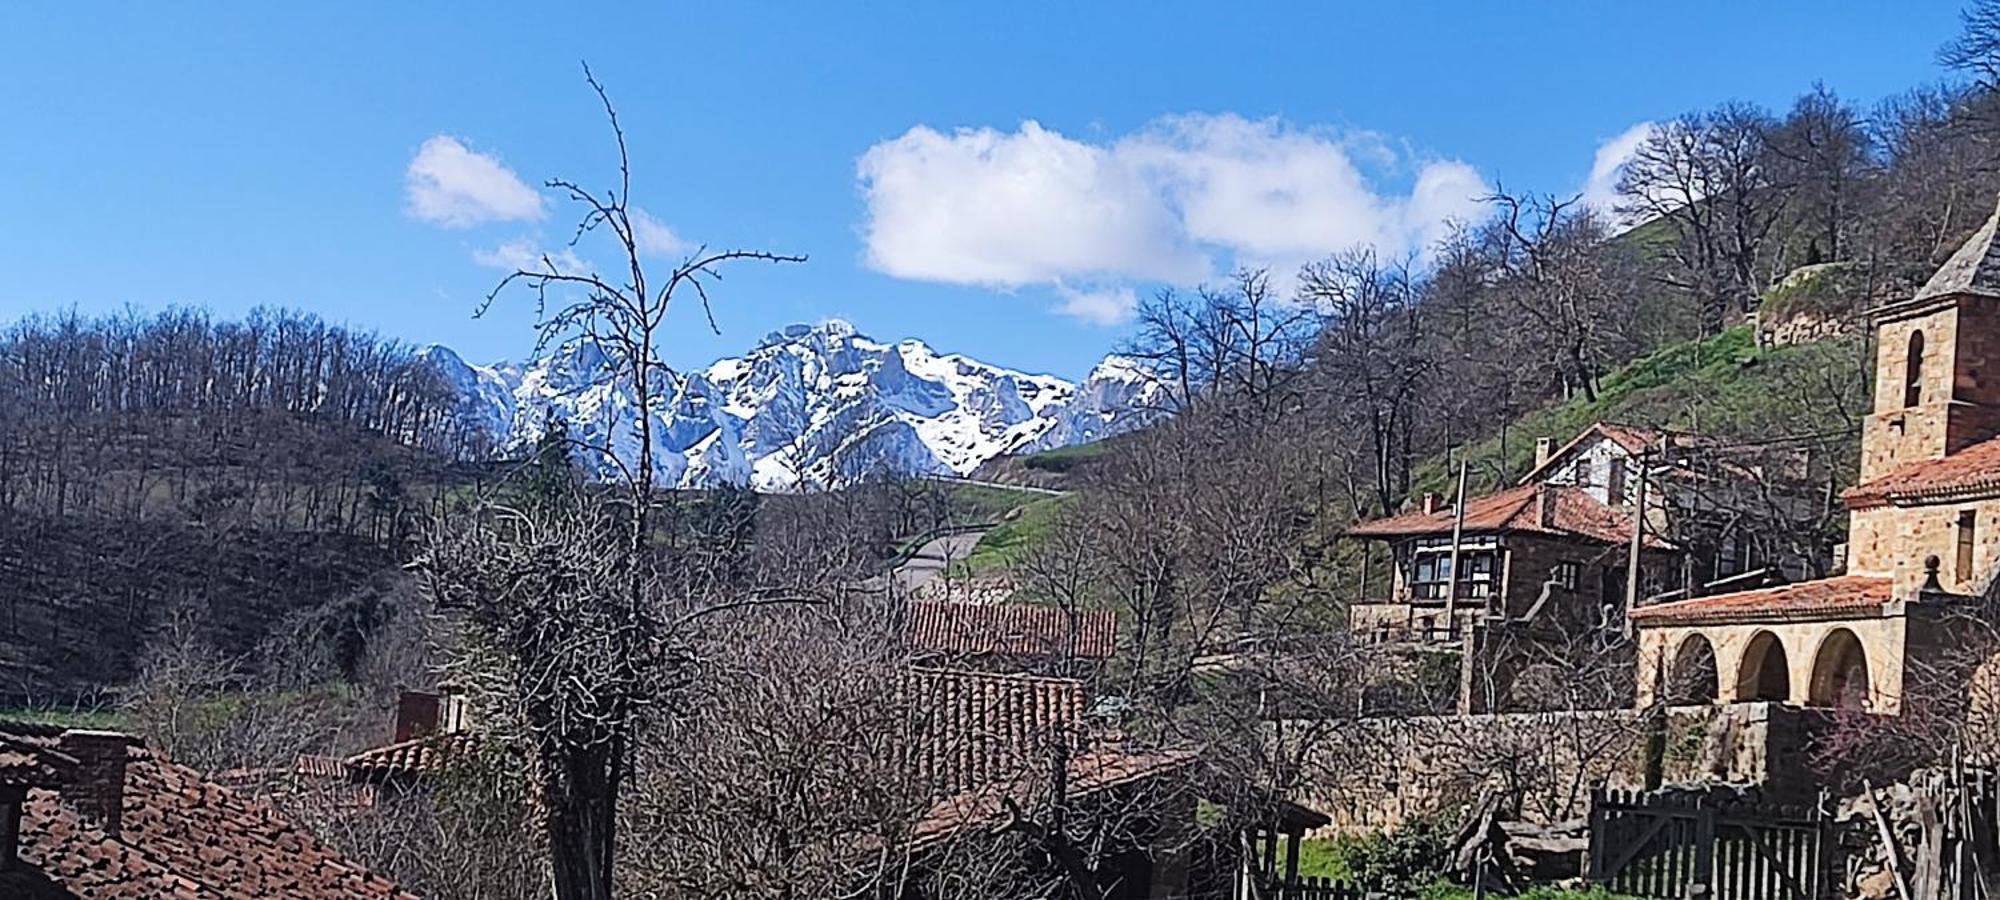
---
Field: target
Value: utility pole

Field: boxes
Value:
[1442,460,1470,635]
[1622,439,1659,638]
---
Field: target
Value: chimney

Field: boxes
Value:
[393,690,442,743]
[1534,437,1556,470]
[1421,493,1440,515]
[56,730,133,837]
[1537,484,1559,529]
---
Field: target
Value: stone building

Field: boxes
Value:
[1632,204,2000,715]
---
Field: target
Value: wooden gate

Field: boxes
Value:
[1588,787,1827,899]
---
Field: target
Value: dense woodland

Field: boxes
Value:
[16,10,2000,899]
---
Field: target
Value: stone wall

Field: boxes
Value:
[1281,702,1829,834]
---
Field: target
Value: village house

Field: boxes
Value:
[1347,423,1680,646]
[1631,203,2000,714]
[0,721,415,898]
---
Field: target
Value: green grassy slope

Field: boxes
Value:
[950,494,1070,577]
[1409,324,1866,498]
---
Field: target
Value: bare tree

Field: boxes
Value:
[433,63,803,900]
[1618,105,1789,332]
[1297,250,1430,518]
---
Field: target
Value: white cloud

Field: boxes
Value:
[856,114,1488,318]
[630,208,690,258]
[1579,122,1655,226]
[405,136,545,228]
[858,121,1205,286]
[1053,283,1139,326]
[473,238,586,274]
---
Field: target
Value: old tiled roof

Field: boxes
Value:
[1844,435,2000,508]
[911,746,1197,848]
[903,668,1086,796]
[1518,422,1665,484]
[0,727,416,899]
[344,731,484,778]
[1628,575,1895,626]
[0,734,69,789]
[907,601,1118,661]
[1913,197,2000,303]
[1347,482,1668,548]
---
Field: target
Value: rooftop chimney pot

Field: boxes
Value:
[1422,493,1440,515]
[1538,484,1559,529]
[1535,437,1556,470]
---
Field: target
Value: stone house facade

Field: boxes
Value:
[1633,203,2000,715]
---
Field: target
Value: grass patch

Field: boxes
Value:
[1021,440,1112,473]
[1408,323,1865,499]
[0,705,128,730]
[1295,837,1355,880]
[943,481,1050,521]
[948,495,1070,576]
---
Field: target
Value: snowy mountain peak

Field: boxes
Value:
[431,321,1168,490]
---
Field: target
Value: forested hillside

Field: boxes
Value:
[0,308,474,702]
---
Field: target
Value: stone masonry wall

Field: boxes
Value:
[1281,702,1826,835]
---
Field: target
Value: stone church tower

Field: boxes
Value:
[1850,204,2000,582]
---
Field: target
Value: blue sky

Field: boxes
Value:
[0,2,1967,379]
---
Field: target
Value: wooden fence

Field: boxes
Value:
[1260,874,1363,900]
[1588,787,1827,899]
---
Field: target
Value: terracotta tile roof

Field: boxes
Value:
[0,727,415,899]
[911,746,1197,849]
[1844,435,2000,508]
[902,668,1086,796]
[1519,422,1665,484]
[1347,482,1667,548]
[1628,575,1895,626]
[907,601,1118,660]
[344,731,484,779]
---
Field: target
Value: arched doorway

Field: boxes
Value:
[1808,628,1871,711]
[1736,631,1791,702]
[1665,633,1719,705]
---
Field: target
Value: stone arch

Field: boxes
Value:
[1735,630,1791,702]
[1664,633,1719,704]
[1808,628,1871,711]
[1905,330,1926,408]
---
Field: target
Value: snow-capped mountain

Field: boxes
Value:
[420,319,1168,490]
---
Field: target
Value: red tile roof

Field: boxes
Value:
[344,731,484,779]
[1844,435,2000,508]
[911,746,1197,849]
[1347,482,1667,548]
[1628,575,1895,626]
[902,668,1086,796]
[907,601,1118,661]
[0,727,415,899]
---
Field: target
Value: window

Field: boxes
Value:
[1607,458,1628,504]
[1717,534,1745,579]
[1905,331,1926,408]
[1958,510,1977,583]
[1408,547,1498,601]
[1574,458,1594,489]
[1553,561,1580,591]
